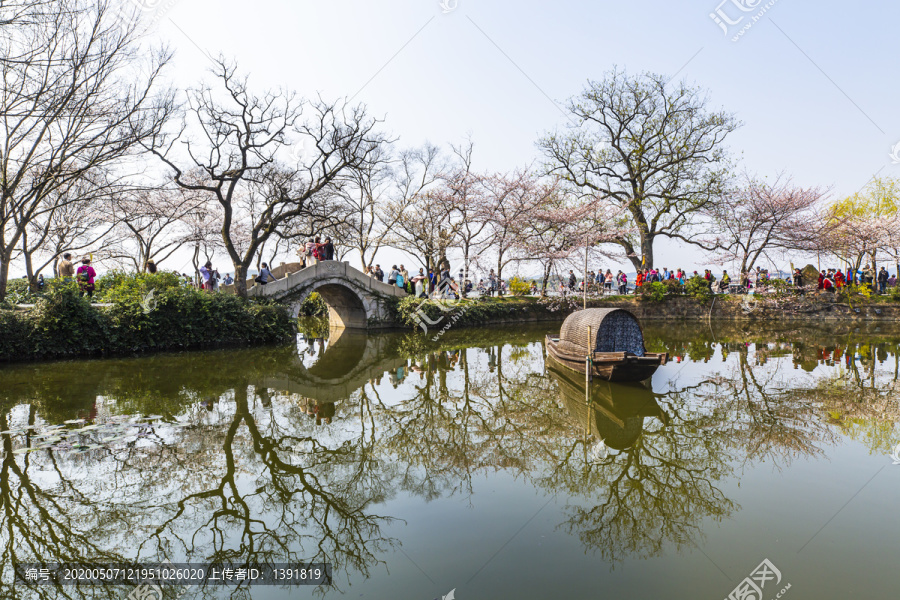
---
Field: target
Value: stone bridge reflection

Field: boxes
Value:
[255,328,409,405]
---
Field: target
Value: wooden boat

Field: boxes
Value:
[545,308,668,382]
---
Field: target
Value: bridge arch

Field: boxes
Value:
[247,261,406,329]
[288,281,368,329]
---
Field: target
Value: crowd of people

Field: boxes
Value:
[560,264,899,296]
[364,263,473,299]
[46,237,900,302]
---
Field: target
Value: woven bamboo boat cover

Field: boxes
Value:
[557,308,646,357]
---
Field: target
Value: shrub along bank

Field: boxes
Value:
[0,272,295,362]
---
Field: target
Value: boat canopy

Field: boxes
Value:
[557,308,646,357]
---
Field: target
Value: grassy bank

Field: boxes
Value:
[0,273,295,362]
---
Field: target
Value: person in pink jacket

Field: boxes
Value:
[76,258,96,298]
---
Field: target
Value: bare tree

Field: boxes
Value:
[110,186,207,272]
[441,140,487,291]
[540,68,739,270]
[0,0,174,299]
[381,144,451,271]
[17,173,121,282]
[340,143,395,270]
[148,58,385,298]
[0,0,55,28]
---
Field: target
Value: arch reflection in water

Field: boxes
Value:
[259,327,408,406]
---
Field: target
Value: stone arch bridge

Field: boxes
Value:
[248,261,407,329]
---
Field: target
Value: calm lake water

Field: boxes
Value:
[1,321,898,600]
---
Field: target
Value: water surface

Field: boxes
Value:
[0,322,898,599]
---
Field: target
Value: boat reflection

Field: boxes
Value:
[547,360,669,452]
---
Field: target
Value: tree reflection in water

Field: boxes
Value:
[0,323,898,597]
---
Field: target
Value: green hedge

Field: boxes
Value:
[0,272,295,362]
[391,295,558,330]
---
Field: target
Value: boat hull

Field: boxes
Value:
[545,335,667,382]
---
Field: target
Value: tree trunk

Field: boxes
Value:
[639,232,654,270]
[620,238,643,272]
[0,256,10,301]
[192,244,201,284]
[233,263,249,298]
[460,247,469,299]
[541,262,552,296]
[24,254,36,291]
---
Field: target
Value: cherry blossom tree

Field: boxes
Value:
[381,145,455,271]
[820,177,900,279]
[435,140,488,287]
[474,170,550,281]
[696,173,828,274]
[514,186,628,295]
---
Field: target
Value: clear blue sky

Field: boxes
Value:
[22,0,900,277]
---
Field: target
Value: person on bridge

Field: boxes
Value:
[256,263,274,285]
[399,264,409,288]
[313,237,323,260]
[413,268,426,297]
[304,238,317,266]
[322,237,335,261]
[374,265,384,282]
[387,265,399,286]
